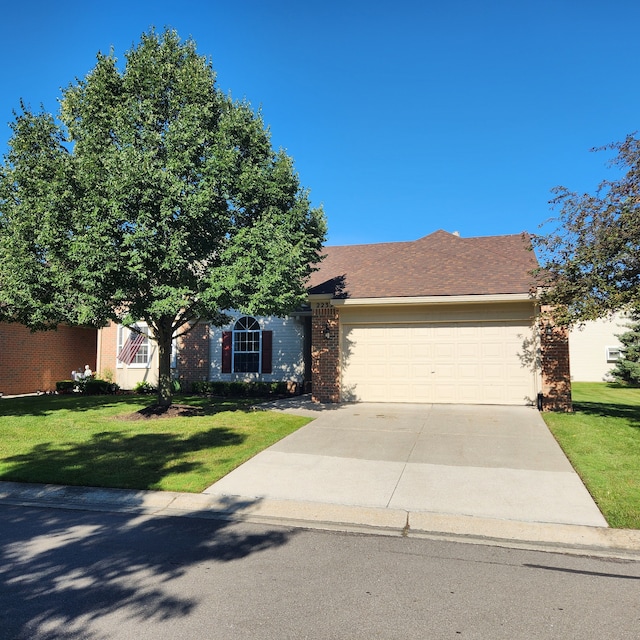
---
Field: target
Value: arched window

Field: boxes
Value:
[232,316,261,373]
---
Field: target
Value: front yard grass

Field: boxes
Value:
[542,382,640,529]
[0,394,311,493]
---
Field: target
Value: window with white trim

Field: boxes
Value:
[606,346,622,362]
[233,316,261,373]
[117,324,151,367]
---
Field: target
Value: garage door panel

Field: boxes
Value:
[341,321,536,405]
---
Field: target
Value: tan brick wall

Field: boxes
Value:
[540,306,573,412]
[311,304,340,403]
[177,323,210,391]
[0,323,97,395]
[97,321,118,380]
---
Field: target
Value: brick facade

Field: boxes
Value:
[0,322,97,395]
[96,321,118,380]
[540,307,573,412]
[311,303,340,403]
[177,322,210,391]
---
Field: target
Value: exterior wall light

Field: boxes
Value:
[323,322,331,340]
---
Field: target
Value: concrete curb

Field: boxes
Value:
[2,481,640,560]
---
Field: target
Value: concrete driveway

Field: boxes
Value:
[204,401,607,527]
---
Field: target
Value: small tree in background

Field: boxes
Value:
[533,134,640,325]
[611,310,640,385]
[0,28,326,407]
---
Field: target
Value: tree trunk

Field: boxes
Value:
[156,318,174,408]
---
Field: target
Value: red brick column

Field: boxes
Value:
[311,303,340,403]
[540,307,572,412]
[177,323,210,391]
[97,322,118,379]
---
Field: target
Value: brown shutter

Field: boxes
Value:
[222,331,232,373]
[261,330,272,374]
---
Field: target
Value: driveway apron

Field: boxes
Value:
[203,402,607,527]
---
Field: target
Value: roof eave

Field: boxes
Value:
[308,293,536,307]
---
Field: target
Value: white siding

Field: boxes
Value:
[115,324,159,390]
[569,314,628,382]
[209,313,306,383]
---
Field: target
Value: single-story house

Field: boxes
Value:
[307,230,568,410]
[0,322,97,396]
[96,230,571,411]
[569,313,628,382]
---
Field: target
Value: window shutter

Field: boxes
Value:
[222,331,232,373]
[261,330,272,374]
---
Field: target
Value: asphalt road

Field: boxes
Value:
[1,503,639,640]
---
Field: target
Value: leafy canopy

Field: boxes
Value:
[0,28,326,405]
[533,134,640,325]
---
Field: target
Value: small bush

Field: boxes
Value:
[56,379,119,395]
[191,380,297,398]
[84,379,119,395]
[133,381,156,394]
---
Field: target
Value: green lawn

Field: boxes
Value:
[0,394,311,493]
[542,382,640,529]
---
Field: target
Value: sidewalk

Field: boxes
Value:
[2,398,639,560]
[1,480,640,560]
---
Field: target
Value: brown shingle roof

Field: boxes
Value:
[307,230,539,298]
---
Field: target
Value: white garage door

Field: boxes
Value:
[341,321,536,405]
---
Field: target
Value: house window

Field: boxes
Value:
[221,318,273,375]
[233,316,261,373]
[117,324,151,367]
[606,346,622,362]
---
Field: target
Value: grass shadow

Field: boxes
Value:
[0,393,260,418]
[572,402,640,427]
[1,426,247,490]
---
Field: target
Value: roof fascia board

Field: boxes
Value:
[308,293,536,307]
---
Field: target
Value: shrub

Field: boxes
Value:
[191,380,297,398]
[56,379,119,395]
[133,381,156,394]
[84,379,119,395]
[56,380,76,394]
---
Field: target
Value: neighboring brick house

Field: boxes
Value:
[0,322,97,396]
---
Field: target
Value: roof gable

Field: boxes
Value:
[307,230,539,299]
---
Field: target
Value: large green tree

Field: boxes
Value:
[0,29,326,406]
[533,134,640,325]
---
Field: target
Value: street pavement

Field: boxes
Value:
[1,399,640,559]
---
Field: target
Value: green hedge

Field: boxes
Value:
[56,380,76,394]
[56,379,119,395]
[191,380,297,398]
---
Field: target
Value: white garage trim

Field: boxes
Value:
[332,293,533,306]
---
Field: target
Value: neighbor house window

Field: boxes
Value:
[606,346,622,362]
[117,324,151,367]
[221,317,273,375]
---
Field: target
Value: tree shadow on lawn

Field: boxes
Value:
[1,426,247,490]
[572,401,640,428]
[0,499,296,640]
[0,393,259,418]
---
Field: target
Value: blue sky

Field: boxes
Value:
[1,0,638,245]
